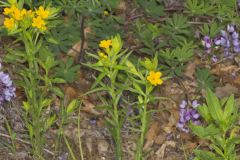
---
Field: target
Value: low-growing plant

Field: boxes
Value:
[134,20,161,55]
[184,0,215,17]
[161,14,192,46]
[190,89,240,160]
[158,40,196,77]
[55,57,80,83]
[84,35,131,160]
[135,0,165,18]
[195,68,216,91]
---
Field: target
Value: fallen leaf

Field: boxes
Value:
[184,61,197,79]
[143,122,161,150]
[97,139,109,153]
[155,141,176,159]
[215,84,238,98]
[82,99,101,115]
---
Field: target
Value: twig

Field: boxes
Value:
[79,15,85,63]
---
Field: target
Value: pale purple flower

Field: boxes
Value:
[177,100,201,133]
[192,100,200,108]
[180,100,187,108]
[221,30,228,38]
[211,55,218,62]
[0,71,15,105]
[202,36,212,49]
[227,25,235,33]
[232,32,239,39]
[214,37,222,45]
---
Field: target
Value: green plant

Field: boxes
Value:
[55,57,80,83]
[158,40,196,77]
[1,1,64,158]
[136,0,165,18]
[134,20,161,55]
[199,22,221,38]
[190,89,240,160]
[195,68,216,91]
[184,0,215,17]
[161,14,192,46]
[125,56,164,160]
[84,35,131,160]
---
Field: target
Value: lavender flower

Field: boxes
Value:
[192,100,200,108]
[0,71,15,105]
[227,24,235,33]
[177,100,201,133]
[211,55,218,63]
[202,36,212,49]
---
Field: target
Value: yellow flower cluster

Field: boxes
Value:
[3,5,50,31]
[147,71,163,86]
[99,39,112,49]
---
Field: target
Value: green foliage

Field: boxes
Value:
[158,40,196,77]
[190,89,240,160]
[88,15,125,49]
[47,19,81,53]
[199,22,221,38]
[185,0,240,24]
[55,58,80,83]
[195,68,216,91]
[161,14,192,46]
[136,0,165,18]
[134,20,161,55]
[84,35,131,160]
[185,0,215,16]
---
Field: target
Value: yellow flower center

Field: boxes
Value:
[99,40,112,49]
[36,6,50,19]
[147,71,163,86]
[32,16,46,31]
[4,18,15,30]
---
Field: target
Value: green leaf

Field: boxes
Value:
[194,149,221,160]
[46,115,56,129]
[22,101,30,111]
[206,88,223,122]
[223,95,235,120]
[67,99,78,114]
[51,87,64,98]
[190,124,220,138]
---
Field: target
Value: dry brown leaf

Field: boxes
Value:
[67,41,82,60]
[215,84,238,98]
[184,61,197,79]
[233,75,240,86]
[143,122,161,150]
[155,141,176,159]
[97,139,109,153]
[82,99,101,115]
[212,64,238,76]
[64,85,79,98]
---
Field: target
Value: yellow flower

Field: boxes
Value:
[99,39,112,49]
[147,71,163,86]
[4,18,15,30]
[3,7,12,15]
[27,10,34,17]
[32,16,46,30]
[12,8,27,21]
[3,6,17,15]
[36,6,50,19]
[98,52,108,59]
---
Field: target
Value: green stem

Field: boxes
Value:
[109,73,122,160]
[135,95,148,160]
